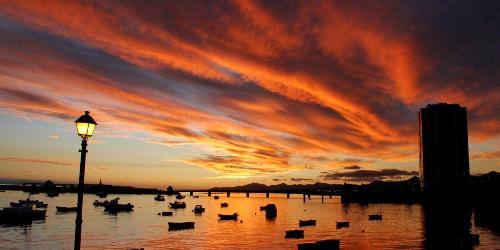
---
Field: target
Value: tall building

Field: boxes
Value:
[419,103,469,192]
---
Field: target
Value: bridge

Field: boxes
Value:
[175,189,342,202]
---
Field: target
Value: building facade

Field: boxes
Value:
[419,103,469,192]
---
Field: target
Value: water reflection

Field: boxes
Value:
[0,191,498,249]
[423,199,477,249]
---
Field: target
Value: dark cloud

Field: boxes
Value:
[322,168,419,182]
[344,165,362,170]
[290,178,313,182]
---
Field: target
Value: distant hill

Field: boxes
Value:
[209,178,420,191]
[210,181,338,191]
[209,172,500,192]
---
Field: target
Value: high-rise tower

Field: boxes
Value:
[419,103,469,192]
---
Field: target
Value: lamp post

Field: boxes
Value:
[74,111,97,250]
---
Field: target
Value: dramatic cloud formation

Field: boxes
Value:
[0,1,498,179]
[290,178,314,182]
[322,168,419,182]
[344,166,362,170]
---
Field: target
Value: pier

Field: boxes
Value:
[177,189,339,200]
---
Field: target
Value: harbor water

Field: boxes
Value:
[1,190,499,249]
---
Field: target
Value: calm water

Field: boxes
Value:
[0,191,499,249]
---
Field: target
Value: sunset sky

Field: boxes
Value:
[0,1,498,189]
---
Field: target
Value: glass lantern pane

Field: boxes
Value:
[86,123,96,137]
[76,122,89,136]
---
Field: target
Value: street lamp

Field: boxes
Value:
[74,111,97,250]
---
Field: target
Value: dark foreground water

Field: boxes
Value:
[0,190,499,249]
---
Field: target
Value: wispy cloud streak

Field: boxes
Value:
[0,1,498,176]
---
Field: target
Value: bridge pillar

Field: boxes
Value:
[227,191,230,197]
[287,193,290,198]
[322,194,324,203]
[308,193,311,199]
[208,191,211,197]
[266,192,269,198]
[303,194,306,203]
[190,191,193,196]
[329,193,332,198]
[246,192,249,197]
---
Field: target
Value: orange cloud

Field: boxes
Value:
[0,1,498,178]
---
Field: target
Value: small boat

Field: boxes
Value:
[285,230,304,239]
[218,213,238,220]
[0,190,5,192]
[168,222,195,231]
[56,206,77,212]
[36,203,48,208]
[161,211,173,216]
[192,195,200,198]
[169,201,186,209]
[264,204,277,219]
[336,221,350,228]
[103,198,134,212]
[93,200,109,207]
[176,194,185,200]
[260,204,275,210]
[193,205,205,214]
[46,190,59,197]
[96,191,107,198]
[299,220,316,227]
[11,197,47,208]
[220,202,229,208]
[0,203,47,223]
[369,214,382,220]
[213,196,220,200]
[154,194,165,201]
[298,239,340,250]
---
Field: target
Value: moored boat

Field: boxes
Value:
[93,200,109,206]
[193,205,205,214]
[176,194,185,200]
[103,198,134,212]
[46,190,59,197]
[168,222,195,231]
[368,214,382,220]
[285,230,304,239]
[220,202,228,208]
[169,201,186,209]
[56,206,77,212]
[0,203,47,223]
[298,239,340,250]
[213,196,220,200]
[299,219,316,227]
[336,221,349,228]
[36,203,48,208]
[264,204,277,219]
[218,213,238,220]
[11,197,47,208]
[154,194,165,201]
